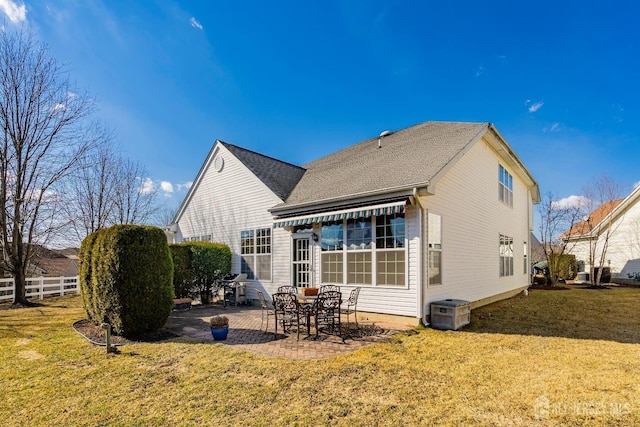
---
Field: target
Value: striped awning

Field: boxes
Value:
[274,200,407,228]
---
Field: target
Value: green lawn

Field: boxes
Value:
[1,287,639,426]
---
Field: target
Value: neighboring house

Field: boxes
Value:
[564,185,640,280]
[1,245,79,278]
[171,121,540,324]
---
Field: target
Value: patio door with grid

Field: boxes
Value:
[292,236,313,288]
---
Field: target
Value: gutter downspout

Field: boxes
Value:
[412,187,428,326]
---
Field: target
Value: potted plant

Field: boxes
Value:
[209,315,229,341]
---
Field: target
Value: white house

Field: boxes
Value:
[171,121,540,325]
[564,185,640,280]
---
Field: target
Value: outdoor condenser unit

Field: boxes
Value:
[430,299,471,330]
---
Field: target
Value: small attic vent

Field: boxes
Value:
[378,130,393,148]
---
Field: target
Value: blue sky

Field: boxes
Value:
[2,0,639,215]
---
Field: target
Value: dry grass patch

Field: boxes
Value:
[1,290,639,426]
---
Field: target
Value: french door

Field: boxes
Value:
[292,236,313,288]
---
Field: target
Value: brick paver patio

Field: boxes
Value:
[165,303,411,360]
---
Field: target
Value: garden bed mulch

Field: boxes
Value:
[529,284,570,291]
[72,319,178,346]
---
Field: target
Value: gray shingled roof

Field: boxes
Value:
[220,141,306,201]
[277,121,489,208]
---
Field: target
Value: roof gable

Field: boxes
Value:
[278,122,489,208]
[219,141,306,201]
[563,199,624,238]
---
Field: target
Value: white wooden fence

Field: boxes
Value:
[0,276,79,302]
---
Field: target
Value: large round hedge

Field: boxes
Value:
[79,225,174,337]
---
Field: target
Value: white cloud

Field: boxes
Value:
[177,181,193,191]
[53,103,66,111]
[160,181,174,193]
[551,195,589,210]
[528,101,544,113]
[138,177,155,194]
[189,17,203,30]
[0,0,26,23]
[474,65,484,77]
[543,122,560,132]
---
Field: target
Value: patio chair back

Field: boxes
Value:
[277,285,297,294]
[342,287,361,327]
[319,284,340,294]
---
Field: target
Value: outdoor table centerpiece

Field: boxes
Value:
[209,315,229,341]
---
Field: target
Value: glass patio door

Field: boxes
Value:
[292,236,312,288]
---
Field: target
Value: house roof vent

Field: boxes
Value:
[378,130,393,148]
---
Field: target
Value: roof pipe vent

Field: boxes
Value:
[378,130,393,149]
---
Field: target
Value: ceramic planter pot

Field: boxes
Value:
[210,326,229,341]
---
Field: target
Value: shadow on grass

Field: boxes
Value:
[462,286,640,344]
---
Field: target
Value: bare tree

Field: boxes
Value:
[538,192,585,284]
[63,143,159,244]
[0,28,97,305]
[581,175,625,285]
[112,158,157,225]
[64,135,117,242]
[152,204,179,228]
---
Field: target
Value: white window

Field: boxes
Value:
[376,213,406,286]
[321,221,344,283]
[240,228,271,280]
[499,165,513,207]
[346,218,372,285]
[428,213,442,286]
[500,234,514,277]
[320,213,406,287]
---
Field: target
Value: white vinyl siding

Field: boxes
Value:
[176,144,281,294]
[423,137,532,307]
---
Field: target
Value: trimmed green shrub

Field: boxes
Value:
[169,244,192,299]
[78,230,99,320]
[168,242,232,304]
[190,242,231,304]
[83,225,174,337]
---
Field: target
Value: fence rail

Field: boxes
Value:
[0,276,79,302]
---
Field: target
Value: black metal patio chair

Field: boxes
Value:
[272,292,304,340]
[315,290,342,337]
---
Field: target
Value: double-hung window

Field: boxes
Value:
[499,165,513,207]
[376,214,405,286]
[499,234,514,277]
[321,221,344,283]
[240,228,271,280]
[346,218,372,285]
[320,213,406,287]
